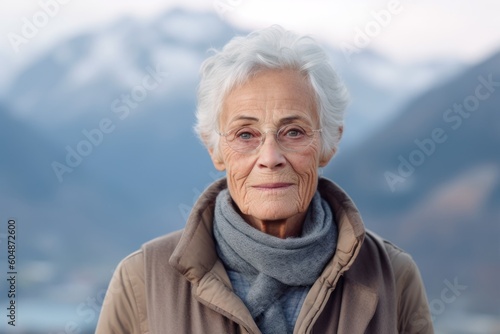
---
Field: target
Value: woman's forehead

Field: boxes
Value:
[224,110,316,126]
[221,70,318,125]
[225,70,315,103]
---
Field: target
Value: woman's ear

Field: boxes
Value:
[208,148,226,171]
[319,126,343,167]
[319,149,335,167]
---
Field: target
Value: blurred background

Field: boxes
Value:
[0,0,499,333]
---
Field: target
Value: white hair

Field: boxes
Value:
[194,25,349,158]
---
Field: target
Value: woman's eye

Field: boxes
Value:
[285,128,304,137]
[235,128,259,140]
[238,132,253,140]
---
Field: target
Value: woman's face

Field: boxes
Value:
[210,69,335,236]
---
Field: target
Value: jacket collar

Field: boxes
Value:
[293,179,377,334]
[316,177,365,279]
[169,178,260,332]
[169,177,377,333]
[169,178,228,284]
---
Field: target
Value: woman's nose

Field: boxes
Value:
[256,133,286,169]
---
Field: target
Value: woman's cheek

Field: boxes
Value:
[225,155,255,210]
[296,170,316,210]
[295,150,320,211]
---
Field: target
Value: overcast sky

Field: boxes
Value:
[1,0,500,80]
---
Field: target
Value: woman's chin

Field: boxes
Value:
[246,203,300,222]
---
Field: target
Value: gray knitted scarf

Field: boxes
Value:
[213,189,337,334]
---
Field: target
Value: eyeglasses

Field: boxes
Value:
[217,124,322,153]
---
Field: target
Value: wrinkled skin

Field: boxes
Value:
[209,69,338,238]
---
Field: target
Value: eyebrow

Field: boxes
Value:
[278,116,309,125]
[228,115,311,125]
[229,115,260,123]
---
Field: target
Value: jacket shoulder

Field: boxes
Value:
[365,230,434,333]
[96,230,185,334]
[112,230,184,281]
[142,229,183,255]
[96,250,146,333]
[141,229,185,282]
[365,230,414,276]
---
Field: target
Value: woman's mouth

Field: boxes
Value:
[253,183,293,190]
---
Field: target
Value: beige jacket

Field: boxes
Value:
[96,178,434,333]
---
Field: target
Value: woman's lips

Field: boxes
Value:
[253,183,293,190]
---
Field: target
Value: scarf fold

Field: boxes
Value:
[213,190,337,334]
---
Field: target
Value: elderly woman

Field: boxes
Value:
[96,26,433,333]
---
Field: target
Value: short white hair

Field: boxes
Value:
[194,25,349,158]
